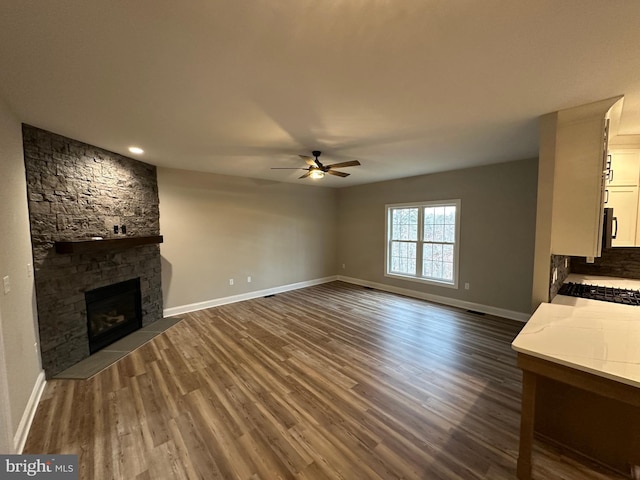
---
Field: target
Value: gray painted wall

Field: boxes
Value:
[0,99,42,451]
[336,158,538,314]
[158,168,338,310]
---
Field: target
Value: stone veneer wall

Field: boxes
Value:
[22,125,163,377]
[572,248,640,279]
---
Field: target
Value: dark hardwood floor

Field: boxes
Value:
[24,281,626,479]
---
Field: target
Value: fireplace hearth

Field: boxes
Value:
[86,278,143,354]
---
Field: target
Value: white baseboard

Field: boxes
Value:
[164,276,339,317]
[337,275,531,322]
[14,369,46,453]
[163,274,530,322]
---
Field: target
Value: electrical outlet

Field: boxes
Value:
[247,276,252,283]
[586,256,595,264]
[342,263,346,269]
[229,278,234,286]
[464,282,470,290]
[2,276,10,294]
[27,263,33,278]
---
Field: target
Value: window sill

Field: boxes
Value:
[385,272,458,289]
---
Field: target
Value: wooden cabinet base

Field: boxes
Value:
[516,353,640,479]
[535,376,640,475]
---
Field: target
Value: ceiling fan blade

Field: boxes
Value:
[324,160,361,169]
[326,170,350,177]
[299,155,316,166]
[299,171,312,179]
[271,167,307,170]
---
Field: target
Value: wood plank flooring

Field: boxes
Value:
[24,281,626,479]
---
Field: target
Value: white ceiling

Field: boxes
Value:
[1,1,640,187]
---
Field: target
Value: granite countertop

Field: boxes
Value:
[512,274,640,388]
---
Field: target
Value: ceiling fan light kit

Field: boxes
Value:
[271,150,361,180]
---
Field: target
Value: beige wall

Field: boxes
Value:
[0,99,42,451]
[336,158,538,315]
[158,168,338,310]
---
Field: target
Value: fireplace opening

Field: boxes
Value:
[86,278,142,354]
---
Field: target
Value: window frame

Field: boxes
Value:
[384,199,461,289]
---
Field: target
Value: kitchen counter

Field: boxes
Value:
[513,296,640,389]
[512,274,640,479]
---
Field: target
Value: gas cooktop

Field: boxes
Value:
[558,282,640,306]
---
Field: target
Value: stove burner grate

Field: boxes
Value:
[558,282,640,306]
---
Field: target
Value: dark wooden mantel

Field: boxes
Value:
[54,235,163,254]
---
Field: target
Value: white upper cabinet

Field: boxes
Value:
[606,150,640,186]
[604,149,640,247]
[606,186,638,246]
[545,96,624,258]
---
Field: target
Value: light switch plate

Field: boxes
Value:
[3,276,10,294]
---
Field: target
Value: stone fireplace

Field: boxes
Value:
[86,278,142,354]
[22,125,163,378]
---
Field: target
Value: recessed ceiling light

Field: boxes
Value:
[128,146,144,155]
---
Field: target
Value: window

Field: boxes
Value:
[386,200,460,287]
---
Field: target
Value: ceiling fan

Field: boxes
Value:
[271,151,361,179]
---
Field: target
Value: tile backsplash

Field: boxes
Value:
[550,255,571,301]
[572,248,640,279]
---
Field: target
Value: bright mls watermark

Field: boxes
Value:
[0,455,77,479]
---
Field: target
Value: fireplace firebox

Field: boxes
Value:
[85,278,142,354]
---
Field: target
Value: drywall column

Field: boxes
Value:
[531,113,558,310]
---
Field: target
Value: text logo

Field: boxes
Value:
[0,455,78,479]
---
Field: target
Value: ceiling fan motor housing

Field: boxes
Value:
[311,151,325,170]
